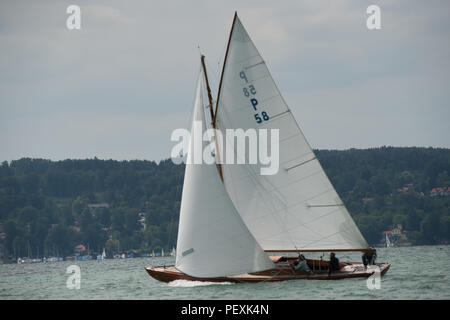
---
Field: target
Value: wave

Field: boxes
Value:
[167,279,234,287]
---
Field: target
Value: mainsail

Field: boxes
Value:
[175,72,275,277]
[214,13,369,252]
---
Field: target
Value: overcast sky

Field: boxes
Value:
[1,0,449,163]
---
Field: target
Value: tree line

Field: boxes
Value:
[0,147,449,262]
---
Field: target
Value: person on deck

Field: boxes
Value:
[292,254,313,275]
[362,249,377,269]
[328,252,340,276]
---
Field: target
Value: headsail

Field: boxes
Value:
[214,13,369,252]
[175,71,275,277]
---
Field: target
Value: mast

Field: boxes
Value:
[200,54,223,181]
[214,11,237,126]
[201,55,215,127]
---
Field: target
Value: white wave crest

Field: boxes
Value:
[167,279,234,287]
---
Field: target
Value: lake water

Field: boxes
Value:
[0,246,449,300]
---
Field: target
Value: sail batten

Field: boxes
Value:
[215,14,369,252]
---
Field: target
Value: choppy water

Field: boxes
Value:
[0,246,449,300]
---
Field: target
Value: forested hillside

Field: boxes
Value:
[0,147,449,262]
[316,147,449,246]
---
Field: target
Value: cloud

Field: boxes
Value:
[0,0,449,162]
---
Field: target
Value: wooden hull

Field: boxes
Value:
[145,257,391,283]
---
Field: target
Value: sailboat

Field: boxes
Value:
[146,13,390,283]
[386,234,393,248]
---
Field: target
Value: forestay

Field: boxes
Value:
[215,14,369,252]
[175,73,275,277]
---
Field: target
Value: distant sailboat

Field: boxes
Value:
[146,12,390,283]
[170,247,176,257]
[386,234,393,247]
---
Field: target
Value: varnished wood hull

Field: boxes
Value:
[145,257,390,283]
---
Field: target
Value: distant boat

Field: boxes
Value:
[46,257,63,262]
[170,247,176,256]
[17,257,41,264]
[161,248,164,257]
[146,12,390,283]
[102,248,107,259]
[386,234,393,247]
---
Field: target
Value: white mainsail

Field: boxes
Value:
[175,72,275,277]
[214,14,369,252]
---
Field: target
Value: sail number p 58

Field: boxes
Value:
[240,71,270,124]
